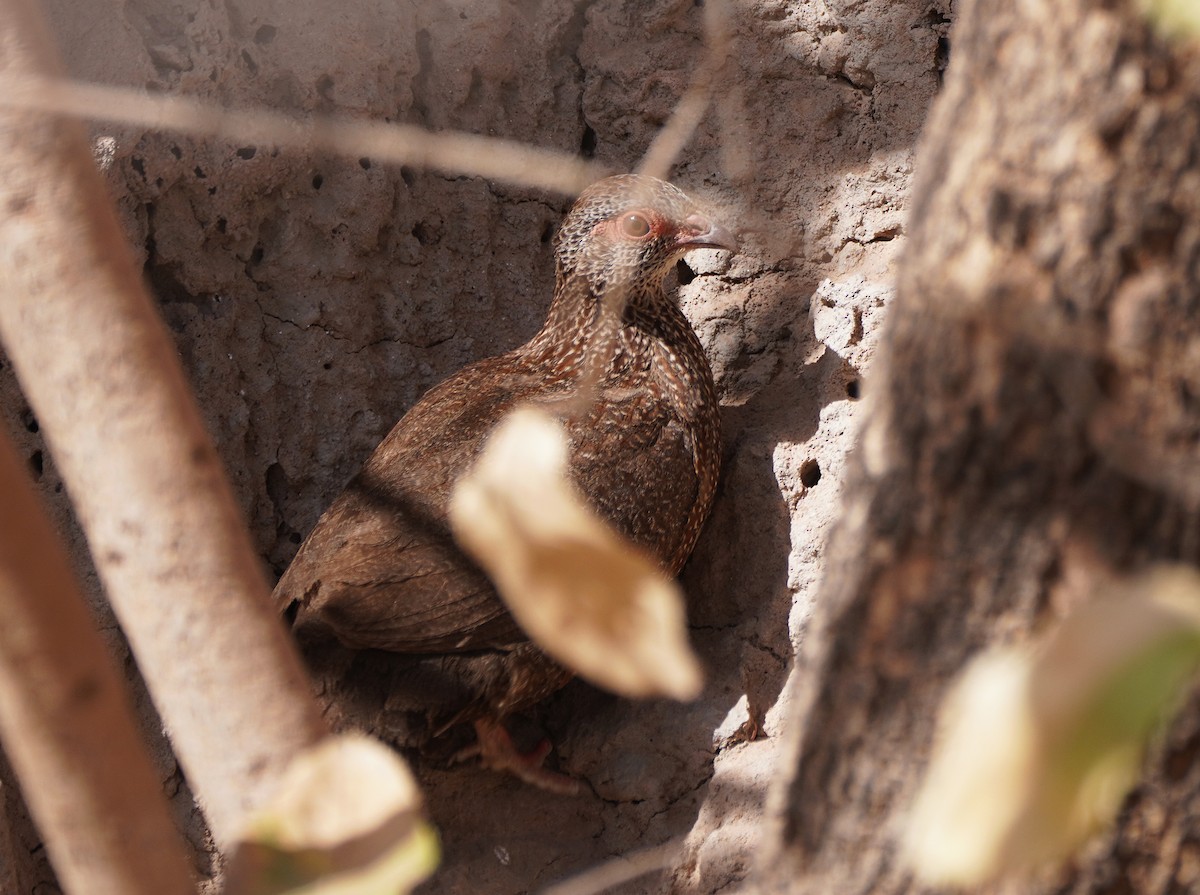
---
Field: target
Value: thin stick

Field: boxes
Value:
[0,76,609,196]
[637,0,734,181]
[0,423,196,895]
[540,838,684,895]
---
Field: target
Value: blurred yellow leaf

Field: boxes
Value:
[224,734,438,895]
[1139,0,1200,40]
[449,406,703,701]
[906,565,1200,886]
[905,649,1038,886]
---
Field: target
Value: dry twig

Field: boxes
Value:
[540,837,684,895]
[0,421,195,895]
[0,76,609,196]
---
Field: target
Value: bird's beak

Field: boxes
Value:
[678,212,738,253]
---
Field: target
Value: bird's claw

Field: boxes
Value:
[461,718,582,796]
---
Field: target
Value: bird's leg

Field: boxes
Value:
[461,717,581,795]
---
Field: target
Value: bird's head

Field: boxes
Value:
[554,174,737,300]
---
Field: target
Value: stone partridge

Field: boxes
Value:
[275,174,736,792]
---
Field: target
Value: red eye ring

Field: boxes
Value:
[620,213,652,238]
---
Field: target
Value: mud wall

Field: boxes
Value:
[0,0,949,890]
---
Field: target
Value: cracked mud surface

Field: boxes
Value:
[0,0,952,891]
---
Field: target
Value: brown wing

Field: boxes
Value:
[566,317,722,574]
[565,382,702,574]
[276,334,716,653]
[277,485,523,652]
[275,354,547,654]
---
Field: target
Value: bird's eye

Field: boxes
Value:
[620,213,651,238]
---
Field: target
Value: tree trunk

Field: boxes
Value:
[760,0,1200,891]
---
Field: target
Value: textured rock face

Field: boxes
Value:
[0,0,950,891]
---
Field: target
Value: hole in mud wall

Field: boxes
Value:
[580,124,597,157]
[412,222,433,245]
[800,459,822,488]
[265,462,288,502]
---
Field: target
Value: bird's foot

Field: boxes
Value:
[454,718,581,795]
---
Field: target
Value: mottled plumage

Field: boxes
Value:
[275,174,736,789]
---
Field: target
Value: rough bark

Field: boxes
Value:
[0,0,326,848]
[0,424,196,895]
[760,0,1200,892]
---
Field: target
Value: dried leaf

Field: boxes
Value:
[906,565,1200,886]
[449,406,703,701]
[224,734,438,895]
